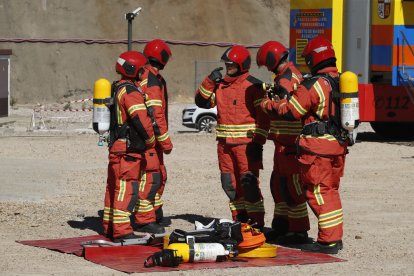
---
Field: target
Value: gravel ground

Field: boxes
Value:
[0,104,413,275]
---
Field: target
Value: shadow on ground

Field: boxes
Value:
[67,210,105,235]
[357,131,414,147]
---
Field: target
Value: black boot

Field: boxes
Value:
[337,240,343,250]
[155,207,171,226]
[135,222,165,234]
[156,216,172,227]
[275,231,308,245]
[113,232,140,243]
[301,240,342,254]
[265,229,281,243]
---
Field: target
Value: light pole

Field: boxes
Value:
[125,7,142,51]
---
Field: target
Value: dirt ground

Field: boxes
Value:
[0,104,414,275]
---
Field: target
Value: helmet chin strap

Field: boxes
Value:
[226,66,245,77]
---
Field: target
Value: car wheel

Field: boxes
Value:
[197,115,215,132]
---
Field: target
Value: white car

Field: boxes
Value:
[182,104,217,132]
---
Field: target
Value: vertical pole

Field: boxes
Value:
[7,57,10,117]
[128,19,132,51]
[194,60,198,95]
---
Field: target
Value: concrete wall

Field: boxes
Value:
[0,0,289,104]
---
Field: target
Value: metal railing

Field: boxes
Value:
[398,30,414,105]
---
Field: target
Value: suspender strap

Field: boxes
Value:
[186,236,195,263]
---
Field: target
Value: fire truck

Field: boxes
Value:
[290,0,414,139]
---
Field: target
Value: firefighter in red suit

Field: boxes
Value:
[195,46,270,230]
[134,39,173,233]
[257,41,310,244]
[269,37,346,254]
[103,51,157,242]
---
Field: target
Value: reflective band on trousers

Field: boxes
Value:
[154,193,163,207]
[274,202,288,216]
[288,203,308,218]
[135,199,154,213]
[103,207,131,224]
[319,209,343,222]
[117,179,126,201]
[139,171,146,192]
[229,198,245,211]
[314,184,324,205]
[293,174,302,195]
[245,199,265,213]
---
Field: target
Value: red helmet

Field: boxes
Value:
[143,39,172,67]
[116,51,149,78]
[301,36,336,68]
[221,45,251,73]
[256,41,289,71]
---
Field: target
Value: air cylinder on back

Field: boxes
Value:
[93,79,111,146]
[339,71,360,132]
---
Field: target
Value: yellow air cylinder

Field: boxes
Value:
[167,243,228,263]
[339,72,359,132]
[93,79,111,146]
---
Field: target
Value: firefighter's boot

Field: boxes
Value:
[113,232,140,243]
[301,240,342,254]
[275,231,308,245]
[135,222,165,234]
[157,216,172,227]
[155,207,171,226]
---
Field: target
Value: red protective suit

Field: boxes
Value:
[136,66,172,223]
[195,72,270,227]
[103,78,156,239]
[273,67,347,243]
[260,62,309,234]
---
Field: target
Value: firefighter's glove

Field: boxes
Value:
[208,67,223,82]
[268,92,280,102]
[272,84,291,100]
[247,142,263,163]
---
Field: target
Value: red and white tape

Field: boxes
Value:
[37,98,93,107]
[35,98,94,112]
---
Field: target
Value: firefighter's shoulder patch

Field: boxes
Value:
[278,68,293,82]
[246,75,263,89]
[299,77,318,91]
[148,71,163,89]
[124,84,142,95]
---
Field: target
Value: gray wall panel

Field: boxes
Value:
[344,0,372,84]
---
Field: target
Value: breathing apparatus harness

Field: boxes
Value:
[168,221,247,262]
[105,80,157,151]
[296,73,353,159]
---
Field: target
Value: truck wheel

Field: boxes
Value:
[370,122,414,140]
[197,115,215,132]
